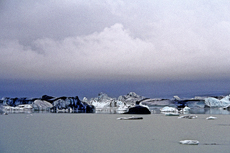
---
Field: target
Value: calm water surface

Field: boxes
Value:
[1,113,230,153]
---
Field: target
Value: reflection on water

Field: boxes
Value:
[149,107,230,115]
[2,107,230,115]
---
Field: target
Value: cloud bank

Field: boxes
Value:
[1,0,230,82]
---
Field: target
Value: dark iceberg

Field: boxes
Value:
[1,95,95,113]
[1,97,35,107]
[124,102,151,114]
[124,105,151,114]
[47,95,95,113]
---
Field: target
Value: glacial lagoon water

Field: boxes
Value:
[1,112,230,153]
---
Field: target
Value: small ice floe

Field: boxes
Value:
[164,113,180,116]
[179,140,199,145]
[117,116,143,120]
[160,106,178,112]
[206,116,217,120]
[178,115,198,119]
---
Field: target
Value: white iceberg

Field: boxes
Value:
[160,106,178,112]
[91,100,111,109]
[90,93,115,109]
[205,95,230,108]
[179,106,190,114]
[118,92,144,105]
[117,104,129,111]
[181,106,190,112]
[33,100,53,111]
[4,104,32,112]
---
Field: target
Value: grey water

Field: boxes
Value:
[1,113,230,153]
[0,114,156,153]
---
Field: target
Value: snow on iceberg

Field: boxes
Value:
[33,100,53,111]
[118,92,145,105]
[91,100,111,108]
[204,95,230,108]
[90,92,116,109]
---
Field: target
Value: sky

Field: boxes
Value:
[1,0,230,99]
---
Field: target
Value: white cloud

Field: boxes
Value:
[0,24,151,80]
[1,22,230,81]
[1,1,230,81]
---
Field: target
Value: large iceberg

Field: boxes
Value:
[172,96,205,109]
[1,95,95,113]
[89,92,116,109]
[43,95,95,113]
[205,95,230,108]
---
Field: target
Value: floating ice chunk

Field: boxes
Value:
[206,116,217,120]
[164,113,180,116]
[179,140,199,145]
[160,106,178,112]
[178,115,198,119]
[117,116,143,120]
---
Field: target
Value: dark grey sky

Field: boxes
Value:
[1,0,230,98]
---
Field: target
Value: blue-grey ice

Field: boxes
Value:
[205,95,230,108]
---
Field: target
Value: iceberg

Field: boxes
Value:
[90,92,116,109]
[204,95,230,108]
[1,95,95,113]
[91,100,111,108]
[124,101,151,114]
[160,106,178,112]
[1,97,34,107]
[33,100,53,111]
[116,104,129,111]
[49,96,95,113]
[179,106,190,114]
[118,92,145,105]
